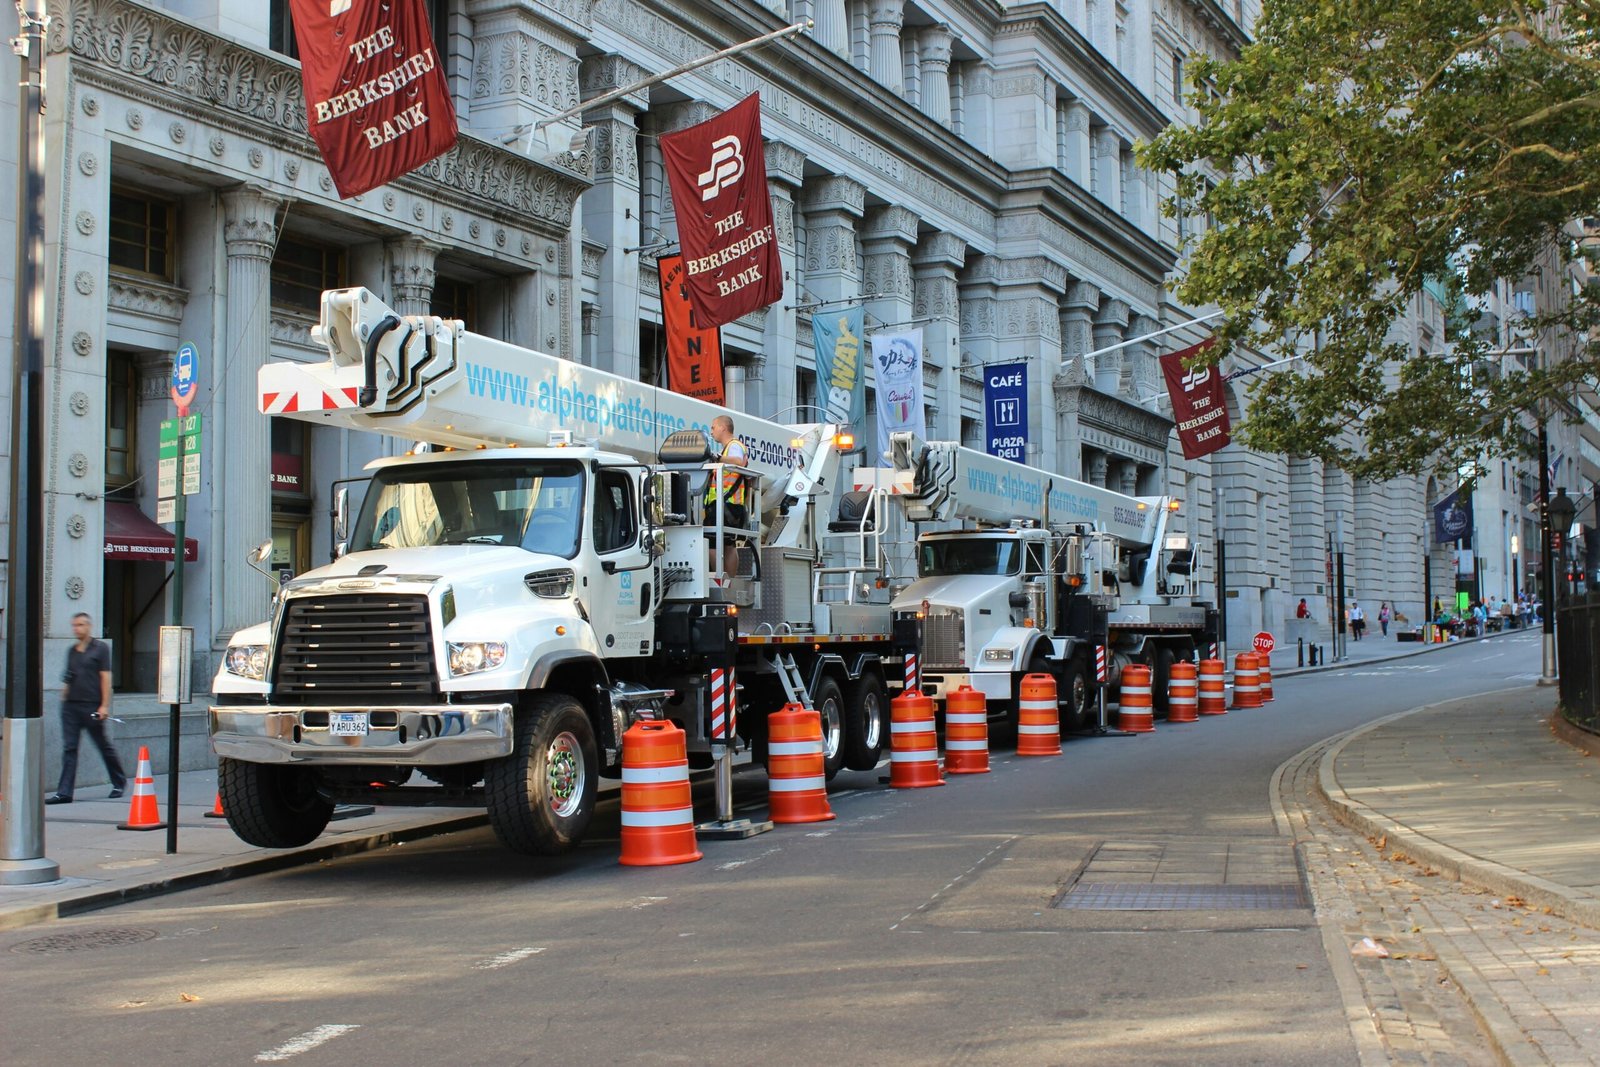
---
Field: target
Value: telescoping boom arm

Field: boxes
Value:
[260,288,834,513]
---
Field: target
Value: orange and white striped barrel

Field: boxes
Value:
[1198,658,1228,716]
[1167,661,1199,723]
[888,690,944,788]
[1016,673,1062,756]
[943,685,990,774]
[619,719,702,866]
[1258,657,1274,703]
[1117,664,1156,733]
[767,703,836,823]
[1231,652,1262,709]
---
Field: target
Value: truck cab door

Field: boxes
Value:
[589,467,656,657]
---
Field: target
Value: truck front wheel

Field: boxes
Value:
[485,693,597,856]
[218,758,334,849]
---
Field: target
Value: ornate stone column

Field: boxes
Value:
[920,26,954,126]
[958,255,1002,442]
[1093,125,1122,210]
[1086,449,1109,488]
[466,0,588,139]
[220,185,284,635]
[800,176,866,309]
[1059,99,1092,189]
[387,236,440,317]
[1092,296,1130,396]
[762,141,807,422]
[1126,312,1161,403]
[994,256,1067,468]
[812,0,849,59]
[861,205,919,449]
[869,0,905,94]
[1060,280,1098,376]
[581,54,647,380]
[914,233,966,441]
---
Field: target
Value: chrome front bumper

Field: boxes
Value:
[209,703,514,765]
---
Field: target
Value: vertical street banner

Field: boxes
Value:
[1159,338,1231,460]
[983,362,1029,462]
[1433,488,1474,545]
[660,92,782,328]
[658,255,726,405]
[871,329,925,460]
[290,0,459,200]
[811,305,866,427]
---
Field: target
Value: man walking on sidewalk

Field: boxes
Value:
[46,612,127,804]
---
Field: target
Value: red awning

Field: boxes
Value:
[104,503,198,563]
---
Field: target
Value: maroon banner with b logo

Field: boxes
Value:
[660,93,783,329]
[1159,338,1232,460]
[289,0,459,200]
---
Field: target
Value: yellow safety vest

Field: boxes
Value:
[705,440,748,507]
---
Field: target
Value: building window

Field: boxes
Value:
[108,187,176,282]
[272,237,347,312]
[1172,53,1185,106]
[105,352,137,489]
[432,276,477,331]
[271,418,310,498]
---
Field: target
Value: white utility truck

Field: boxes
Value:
[210,288,916,855]
[870,435,1218,729]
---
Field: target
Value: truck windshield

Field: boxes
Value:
[350,460,585,558]
[919,538,1020,577]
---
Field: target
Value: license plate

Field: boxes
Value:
[328,712,368,737]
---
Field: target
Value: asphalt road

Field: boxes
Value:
[1,634,1543,1066]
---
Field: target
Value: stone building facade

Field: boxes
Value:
[0,0,1441,778]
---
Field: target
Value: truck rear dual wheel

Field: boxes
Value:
[485,693,597,856]
[1151,646,1176,718]
[811,676,847,780]
[218,757,335,849]
[843,670,888,771]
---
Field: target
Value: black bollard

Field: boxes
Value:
[1297,638,1305,667]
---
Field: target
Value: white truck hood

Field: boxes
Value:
[892,572,1016,612]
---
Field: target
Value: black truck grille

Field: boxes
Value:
[273,594,437,702]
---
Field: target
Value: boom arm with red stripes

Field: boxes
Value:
[261,287,843,517]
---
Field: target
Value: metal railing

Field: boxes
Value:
[1556,592,1600,732]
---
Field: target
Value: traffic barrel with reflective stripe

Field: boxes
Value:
[888,690,944,788]
[1198,658,1227,715]
[619,719,702,866]
[1231,652,1262,709]
[943,685,990,774]
[767,703,836,823]
[1016,673,1062,756]
[1167,661,1199,723]
[1117,664,1155,733]
[1258,657,1274,703]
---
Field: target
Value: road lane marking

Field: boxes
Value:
[473,946,545,970]
[630,895,670,909]
[891,836,1018,931]
[255,1025,360,1062]
[715,848,782,871]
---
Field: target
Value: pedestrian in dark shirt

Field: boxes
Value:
[46,612,127,803]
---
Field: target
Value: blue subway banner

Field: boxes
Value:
[983,362,1028,462]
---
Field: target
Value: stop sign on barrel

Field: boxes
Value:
[1253,631,1275,656]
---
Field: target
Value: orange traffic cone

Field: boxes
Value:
[1231,652,1262,709]
[1116,664,1155,733]
[619,719,702,867]
[1016,673,1062,756]
[1258,657,1274,703]
[1167,661,1199,723]
[766,704,835,824]
[204,792,226,819]
[118,747,167,832]
[888,690,944,788]
[943,685,990,774]
[1198,658,1228,715]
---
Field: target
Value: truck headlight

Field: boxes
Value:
[982,648,1015,663]
[448,641,507,677]
[224,644,269,681]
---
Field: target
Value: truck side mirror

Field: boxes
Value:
[333,486,350,543]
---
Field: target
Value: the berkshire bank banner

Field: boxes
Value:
[660,93,783,328]
[983,362,1029,462]
[290,0,459,200]
[811,305,866,427]
[1159,338,1231,460]
[871,329,925,460]
[658,255,726,406]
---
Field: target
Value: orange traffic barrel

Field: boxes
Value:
[1231,652,1262,709]
[1117,664,1156,733]
[1167,661,1199,723]
[767,703,836,823]
[888,690,944,788]
[944,685,990,774]
[1198,658,1227,715]
[117,747,166,832]
[619,719,702,866]
[1016,673,1062,756]
[1258,656,1274,703]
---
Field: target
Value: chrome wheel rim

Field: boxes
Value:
[820,696,843,760]
[862,689,883,749]
[545,731,585,819]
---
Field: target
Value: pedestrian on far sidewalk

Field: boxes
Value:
[1378,602,1390,637]
[1349,601,1366,641]
[46,612,127,804]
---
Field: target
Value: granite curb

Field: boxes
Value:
[1551,711,1600,759]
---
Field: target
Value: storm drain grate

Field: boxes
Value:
[1054,882,1308,911]
[10,927,159,955]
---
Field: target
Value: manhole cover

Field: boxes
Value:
[11,928,159,955]
[1055,882,1308,911]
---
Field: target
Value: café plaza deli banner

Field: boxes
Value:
[983,362,1029,462]
[290,0,459,199]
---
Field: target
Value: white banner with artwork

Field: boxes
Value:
[871,328,925,460]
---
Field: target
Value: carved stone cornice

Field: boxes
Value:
[1094,297,1131,329]
[580,54,648,109]
[107,275,188,324]
[271,311,323,355]
[802,175,867,218]
[589,117,639,182]
[1057,384,1173,453]
[913,232,966,271]
[861,204,920,247]
[466,0,594,42]
[765,141,806,188]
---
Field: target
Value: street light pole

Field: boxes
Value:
[1538,422,1558,685]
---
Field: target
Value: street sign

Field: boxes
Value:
[1253,631,1276,655]
[170,341,199,413]
[158,415,203,505]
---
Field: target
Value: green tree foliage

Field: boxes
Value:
[1140,0,1600,479]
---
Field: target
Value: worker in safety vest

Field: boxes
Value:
[706,415,749,579]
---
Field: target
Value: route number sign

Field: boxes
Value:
[1252,631,1276,655]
